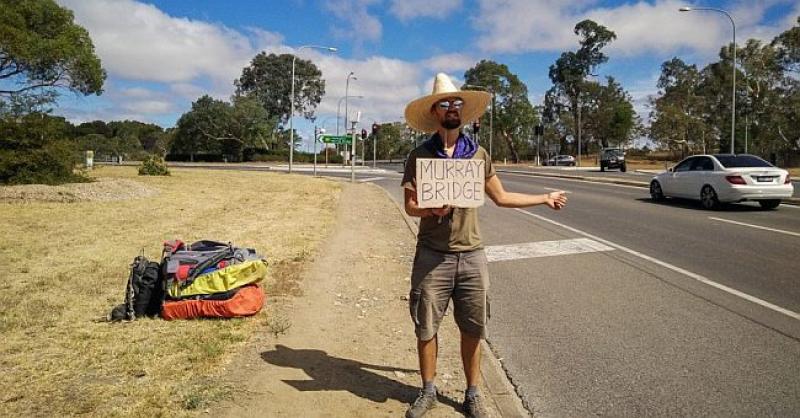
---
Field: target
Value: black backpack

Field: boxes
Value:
[108,255,164,321]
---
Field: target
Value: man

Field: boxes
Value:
[401,73,567,418]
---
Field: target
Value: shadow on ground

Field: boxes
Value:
[260,345,461,409]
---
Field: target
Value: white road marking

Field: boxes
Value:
[358,177,386,183]
[709,217,800,238]
[486,238,613,262]
[544,187,572,194]
[515,209,800,321]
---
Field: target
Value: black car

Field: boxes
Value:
[600,148,626,172]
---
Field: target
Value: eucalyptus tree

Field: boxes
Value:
[463,59,537,163]
[547,20,616,156]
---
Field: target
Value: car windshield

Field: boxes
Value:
[604,149,622,157]
[714,155,773,168]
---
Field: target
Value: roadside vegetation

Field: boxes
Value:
[0,166,340,416]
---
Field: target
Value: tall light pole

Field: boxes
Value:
[344,72,357,166]
[462,84,494,160]
[680,6,736,154]
[289,44,337,173]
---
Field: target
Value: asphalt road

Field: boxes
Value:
[370,169,800,417]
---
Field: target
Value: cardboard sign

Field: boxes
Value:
[416,158,485,208]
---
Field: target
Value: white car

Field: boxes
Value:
[649,154,794,210]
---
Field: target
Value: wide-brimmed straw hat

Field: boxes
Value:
[404,73,491,133]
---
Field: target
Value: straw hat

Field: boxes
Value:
[404,73,491,133]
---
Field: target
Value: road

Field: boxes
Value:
[368,167,800,417]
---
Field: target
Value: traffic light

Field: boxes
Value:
[472,120,480,133]
[534,125,544,136]
[361,128,367,139]
[372,123,379,136]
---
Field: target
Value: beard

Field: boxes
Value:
[441,112,461,130]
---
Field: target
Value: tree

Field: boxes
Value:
[171,95,273,161]
[0,0,106,105]
[234,53,325,126]
[585,77,638,149]
[547,20,617,156]
[649,58,711,154]
[463,60,537,163]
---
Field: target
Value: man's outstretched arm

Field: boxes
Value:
[484,175,567,210]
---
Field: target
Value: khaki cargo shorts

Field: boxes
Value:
[409,246,490,341]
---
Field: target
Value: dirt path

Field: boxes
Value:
[214,182,501,417]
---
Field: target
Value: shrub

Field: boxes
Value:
[0,140,89,185]
[138,155,170,176]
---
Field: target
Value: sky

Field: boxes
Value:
[51,0,800,151]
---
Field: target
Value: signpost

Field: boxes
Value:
[319,134,353,145]
[415,158,486,208]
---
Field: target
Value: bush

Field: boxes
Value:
[138,155,170,176]
[0,140,89,185]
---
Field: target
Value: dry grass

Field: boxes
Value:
[0,166,340,416]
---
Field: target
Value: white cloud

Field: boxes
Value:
[474,0,799,59]
[120,99,174,114]
[389,0,462,21]
[57,0,254,86]
[323,0,383,45]
[422,53,477,73]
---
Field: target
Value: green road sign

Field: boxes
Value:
[318,134,353,145]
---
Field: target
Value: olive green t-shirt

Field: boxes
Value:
[401,144,495,253]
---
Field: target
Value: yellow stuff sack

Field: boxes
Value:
[168,259,267,299]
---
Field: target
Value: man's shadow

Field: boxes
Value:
[261,345,460,409]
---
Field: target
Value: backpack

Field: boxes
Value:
[161,240,266,300]
[108,255,164,321]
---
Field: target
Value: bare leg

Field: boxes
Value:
[460,332,481,386]
[418,335,438,383]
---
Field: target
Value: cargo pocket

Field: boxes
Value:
[409,289,422,326]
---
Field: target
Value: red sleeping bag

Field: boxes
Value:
[161,284,265,320]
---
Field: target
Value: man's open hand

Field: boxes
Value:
[546,191,567,210]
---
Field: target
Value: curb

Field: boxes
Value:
[498,169,800,207]
[377,184,532,418]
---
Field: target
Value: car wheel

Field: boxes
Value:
[620,163,627,172]
[758,199,781,210]
[600,164,605,172]
[700,185,720,210]
[650,181,665,202]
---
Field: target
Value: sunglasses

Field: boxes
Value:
[436,99,464,110]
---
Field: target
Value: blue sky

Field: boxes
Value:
[53,0,799,150]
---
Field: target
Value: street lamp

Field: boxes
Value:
[289,44,337,173]
[679,6,736,154]
[462,84,494,160]
[345,72,357,166]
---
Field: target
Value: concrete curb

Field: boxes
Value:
[376,184,532,418]
[498,169,800,207]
